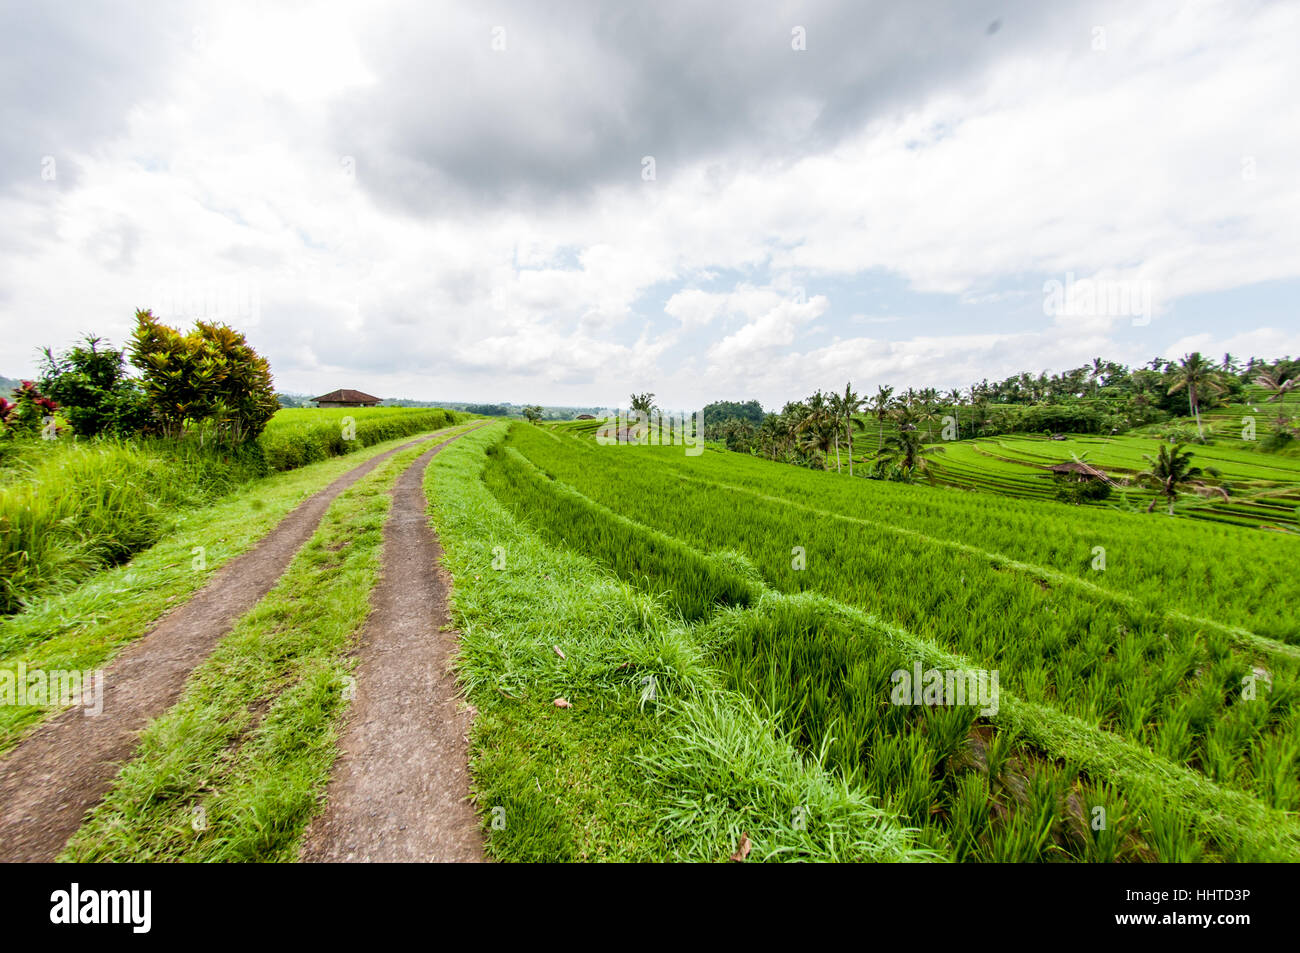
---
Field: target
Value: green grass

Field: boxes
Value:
[258,406,463,470]
[59,439,433,862]
[480,422,1300,857]
[426,423,926,862]
[0,406,466,615]
[0,422,474,755]
[504,427,1300,794]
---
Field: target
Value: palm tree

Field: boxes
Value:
[915,388,941,439]
[833,382,867,476]
[796,391,837,470]
[876,427,944,481]
[1136,442,1227,515]
[826,390,846,473]
[1256,367,1295,403]
[1167,352,1224,439]
[1087,357,1107,396]
[945,388,964,438]
[870,385,894,450]
[756,414,778,460]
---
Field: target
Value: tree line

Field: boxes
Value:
[700,352,1298,479]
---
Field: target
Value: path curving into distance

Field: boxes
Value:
[0,425,477,863]
[299,436,484,863]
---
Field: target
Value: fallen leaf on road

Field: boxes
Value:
[554,646,566,659]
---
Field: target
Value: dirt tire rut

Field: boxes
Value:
[0,428,461,862]
[299,437,483,863]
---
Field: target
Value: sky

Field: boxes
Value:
[1,0,1297,410]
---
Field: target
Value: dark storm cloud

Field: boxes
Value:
[330,0,1093,216]
[0,1,197,194]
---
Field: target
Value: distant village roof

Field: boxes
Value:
[575,414,597,420]
[312,389,381,404]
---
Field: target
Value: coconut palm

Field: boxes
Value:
[1256,367,1295,403]
[870,385,894,450]
[1136,442,1227,515]
[875,426,944,481]
[796,391,837,470]
[1167,352,1224,438]
[1087,357,1107,396]
[832,382,867,476]
[944,388,964,438]
[915,388,941,439]
[757,413,788,461]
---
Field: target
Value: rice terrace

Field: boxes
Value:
[0,0,1297,928]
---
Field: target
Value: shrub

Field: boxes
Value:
[38,336,151,438]
[1053,476,1113,504]
[129,310,278,443]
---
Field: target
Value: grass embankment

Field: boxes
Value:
[0,407,465,614]
[59,438,441,861]
[428,423,925,862]
[0,422,475,755]
[476,423,1300,860]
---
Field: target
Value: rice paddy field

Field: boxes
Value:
[439,419,1300,861]
[834,394,1300,530]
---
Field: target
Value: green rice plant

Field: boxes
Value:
[425,422,928,862]
[482,446,759,620]
[498,425,1300,801]
[480,426,1299,859]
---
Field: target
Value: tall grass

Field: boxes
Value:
[0,439,264,614]
[0,407,466,615]
[258,407,462,470]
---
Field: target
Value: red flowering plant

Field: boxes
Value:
[2,380,63,438]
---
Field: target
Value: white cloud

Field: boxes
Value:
[1,0,1296,410]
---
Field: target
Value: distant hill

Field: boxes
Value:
[0,376,23,396]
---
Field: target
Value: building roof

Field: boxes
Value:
[1045,460,1110,479]
[312,389,381,404]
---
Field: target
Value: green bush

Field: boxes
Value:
[39,336,151,438]
[1053,477,1113,504]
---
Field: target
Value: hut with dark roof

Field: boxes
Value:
[1044,460,1111,482]
[312,388,381,408]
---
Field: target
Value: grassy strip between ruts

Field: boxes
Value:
[478,431,1300,860]
[58,439,437,861]
[0,422,475,755]
[426,422,928,862]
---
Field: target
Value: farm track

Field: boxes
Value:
[0,426,467,862]
[299,434,483,863]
